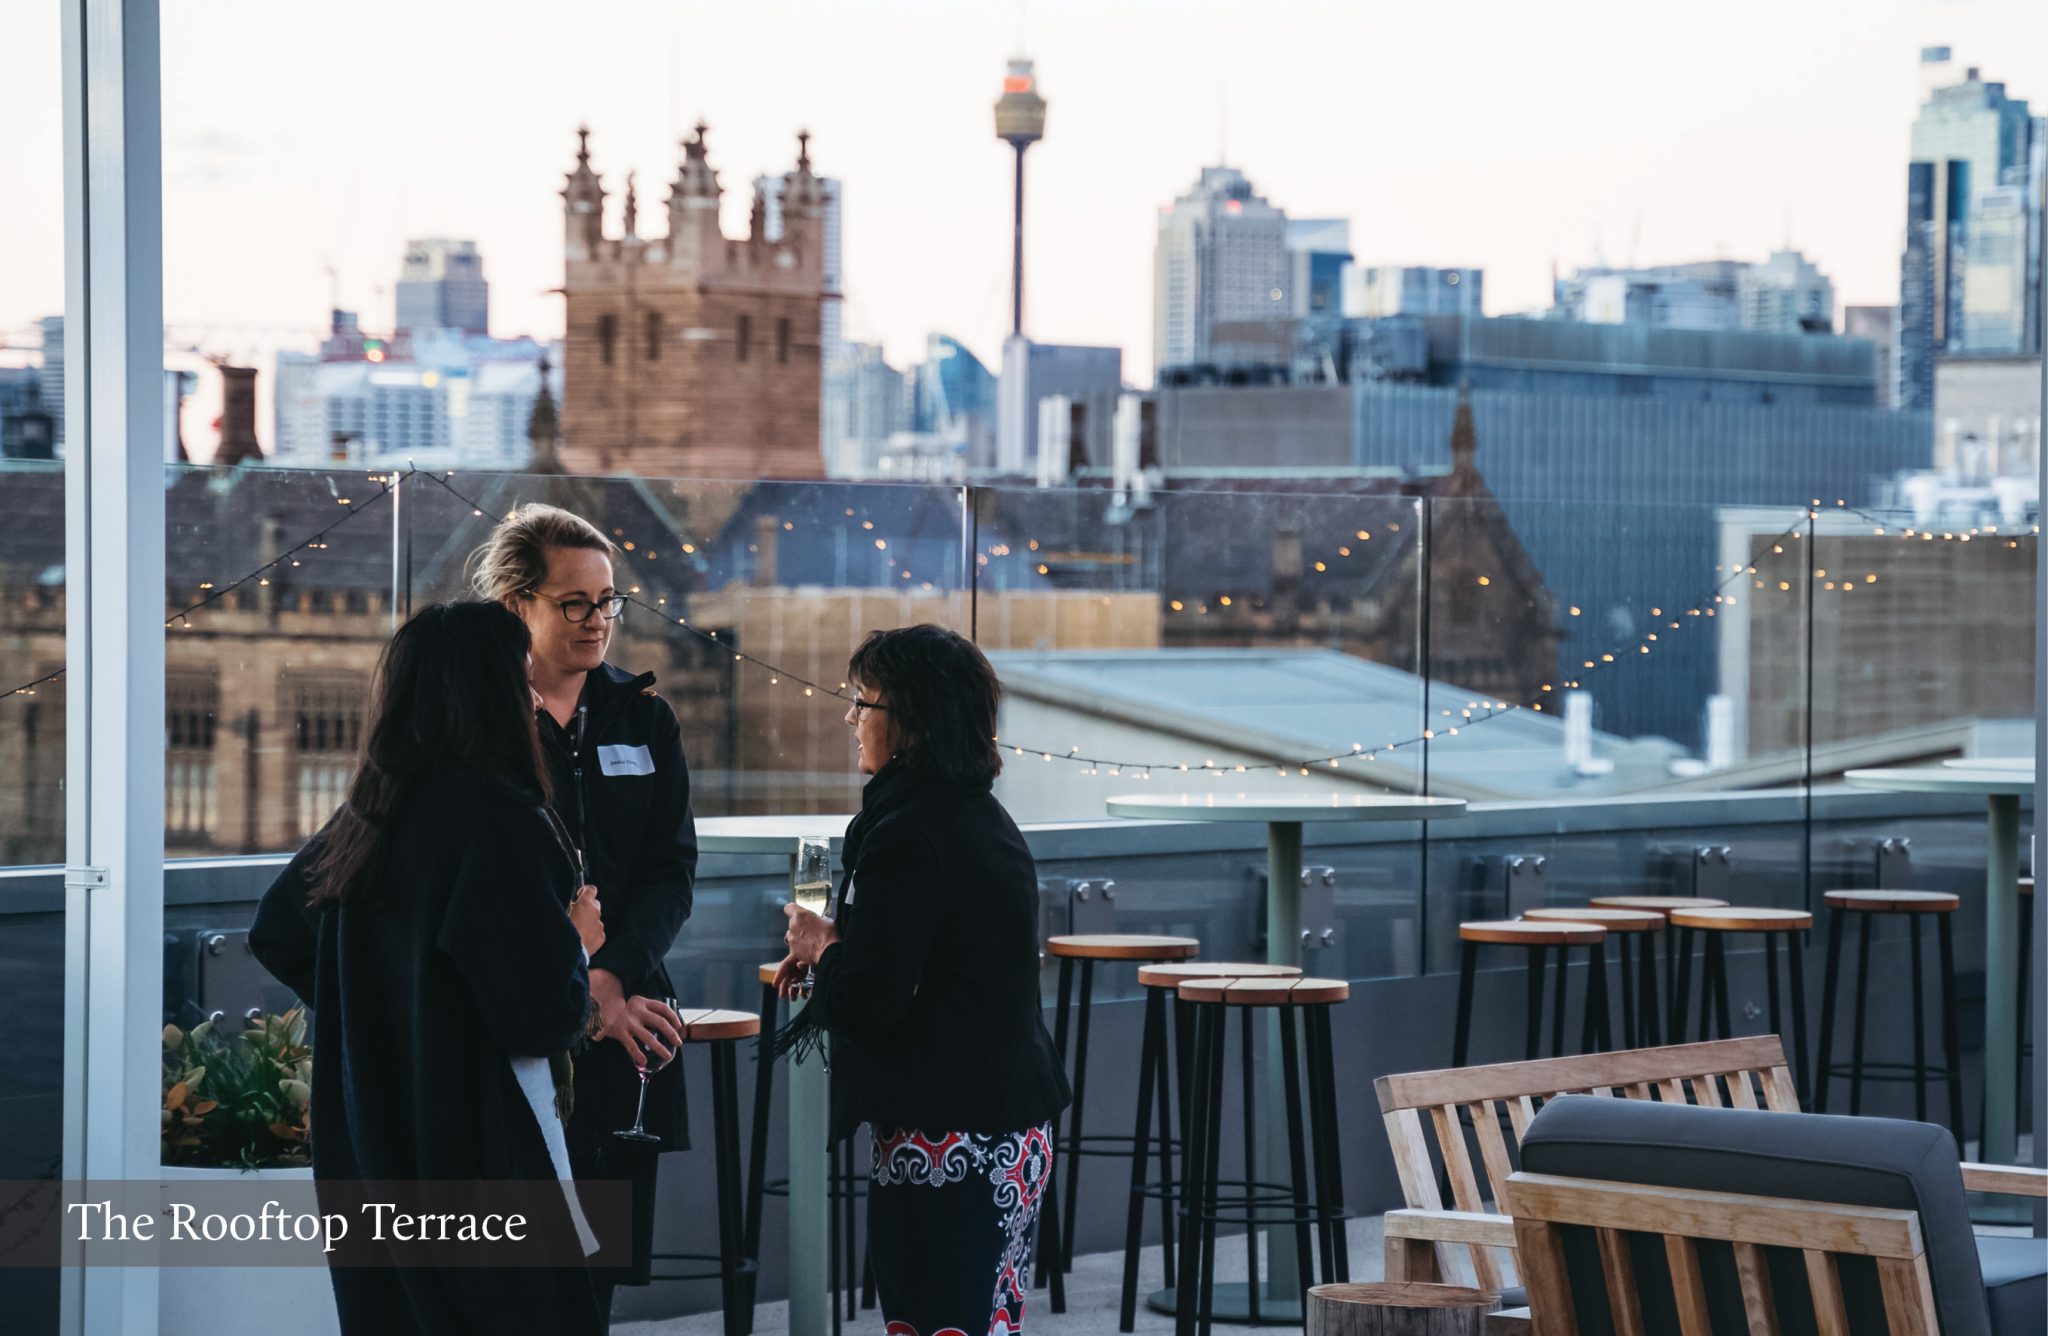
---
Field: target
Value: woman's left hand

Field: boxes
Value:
[783,902,840,966]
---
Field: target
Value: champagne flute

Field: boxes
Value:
[614,995,682,1144]
[792,836,833,993]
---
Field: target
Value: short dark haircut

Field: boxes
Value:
[847,624,1003,786]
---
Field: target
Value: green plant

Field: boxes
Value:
[162,1009,312,1170]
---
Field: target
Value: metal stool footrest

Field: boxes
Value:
[649,1251,762,1285]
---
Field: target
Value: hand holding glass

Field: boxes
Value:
[614,996,682,1144]
[792,836,833,992]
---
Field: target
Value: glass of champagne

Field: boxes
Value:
[792,836,833,993]
[614,995,682,1144]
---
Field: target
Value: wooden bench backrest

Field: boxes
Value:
[1502,1170,1939,1336]
[1373,1037,1799,1294]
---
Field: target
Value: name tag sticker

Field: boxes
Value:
[597,744,655,776]
[842,876,856,906]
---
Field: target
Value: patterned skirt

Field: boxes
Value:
[867,1122,1056,1336]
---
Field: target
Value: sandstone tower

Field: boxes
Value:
[559,123,827,479]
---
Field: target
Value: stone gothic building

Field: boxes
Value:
[559,123,828,480]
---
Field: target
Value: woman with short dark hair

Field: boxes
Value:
[250,601,608,1334]
[776,623,1070,1336]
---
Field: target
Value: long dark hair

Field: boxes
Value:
[306,601,550,906]
[847,624,1004,786]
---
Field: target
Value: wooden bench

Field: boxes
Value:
[1375,1034,2040,1301]
[1503,1171,1941,1335]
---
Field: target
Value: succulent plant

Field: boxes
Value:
[161,1008,312,1169]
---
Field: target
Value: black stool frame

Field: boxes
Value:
[1814,904,1965,1133]
[1451,936,1615,1067]
[1670,923,1810,1098]
[648,1033,755,1336]
[1173,998,1347,1336]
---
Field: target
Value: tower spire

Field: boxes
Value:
[623,171,638,239]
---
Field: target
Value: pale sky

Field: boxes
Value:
[3,0,2045,386]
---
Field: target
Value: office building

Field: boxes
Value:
[1842,305,1899,408]
[394,238,489,336]
[1285,219,1352,318]
[1553,250,1833,335]
[995,339,1122,475]
[1899,66,2045,407]
[821,341,909,479]
[559,123,828,479]
[274,312,560,469]
[0,368,54,460]
[38,315,64,454]
[909,333,996,467]
[1153,165,1290,374]
[1345,265,1483,319]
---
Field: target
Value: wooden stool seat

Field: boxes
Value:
[681,1008,762,1042]
[1523,907,1663,932]
[1047,933,1201,961]
[1822,890,1961,914]
[1588,895,1730,916]
[1458,919,1606,947]
[1137,960,1302,989]
[1175,976,1350,1006]
[1668,906,1812,932]
[757,961,780,985]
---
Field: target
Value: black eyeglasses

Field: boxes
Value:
[850,697,887,713]
[527,590,628,624]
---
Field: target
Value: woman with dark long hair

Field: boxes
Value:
[775,624,1071,1336]
[251,601,608,1335]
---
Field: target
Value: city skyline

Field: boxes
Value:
[3,0,2045,385]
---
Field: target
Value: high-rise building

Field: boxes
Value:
[1842,305,1900,408]
[0,367,54,459]
[1898,65,2044,406]
[997,341,1122,475]
[1153,166,1290,375]
[820,341,909,478]
[559,123,828,479]
[38,315,64,454]
[394,238,490,336]
[1345,265,1484,319]
[1552,251,1833,335]
[757,171,844,366]
[1285,220,1352,318]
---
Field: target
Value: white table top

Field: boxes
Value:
[697,814,853,854]
[1845,767,2034,797]
[1106,793,1468,823]
[1941,757,2036,773]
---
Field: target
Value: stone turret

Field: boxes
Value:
[561,125,605,263]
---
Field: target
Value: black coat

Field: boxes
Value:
[808,757,1071,1141]
[538,661,699,1156]
[249,770,603,1335]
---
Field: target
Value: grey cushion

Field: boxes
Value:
[1978,1235,2048,1336]
[1519,1096,1995,1336]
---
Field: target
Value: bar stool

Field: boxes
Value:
[1668,906,1812,1095]
[1119,961,1302,1333]
[1589,895,1731,1026]
[1813,891,1964,1132]
[1173,977,1351,1336]
[743,965,871,1334]
[649,1008,759,1336]
[1042,933,1200,1284]
[1451,920,1612,1066]
[1524,906,1666,1049]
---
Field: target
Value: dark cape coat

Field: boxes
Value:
[250,768,604,1336]
[807,755,1071,1142]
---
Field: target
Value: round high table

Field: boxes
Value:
[697,815,852,1336]
[1106,792,1468,1323]
[1844,766,2033,1165]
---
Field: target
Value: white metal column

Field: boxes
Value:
[59,0,165,1331]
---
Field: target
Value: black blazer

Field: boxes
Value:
[809,756,1071,1141]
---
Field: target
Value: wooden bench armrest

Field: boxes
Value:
[1962,1162,2048,1198]
[1383,1207,1520,1248]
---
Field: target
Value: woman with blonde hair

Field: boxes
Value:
[469,502,699,1330]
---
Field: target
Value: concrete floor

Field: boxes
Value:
[620,1216,1391,1336]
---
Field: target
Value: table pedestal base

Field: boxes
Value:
[1147,1282,1304,1327]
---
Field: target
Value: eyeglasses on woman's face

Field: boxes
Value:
[526,590,628,624]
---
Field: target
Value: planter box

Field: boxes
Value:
[157,1165,339,1336]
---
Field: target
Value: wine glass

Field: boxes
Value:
[614,996,683,1144]
[791,836,833,993]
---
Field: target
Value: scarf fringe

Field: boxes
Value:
[760,1009,828,1066]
